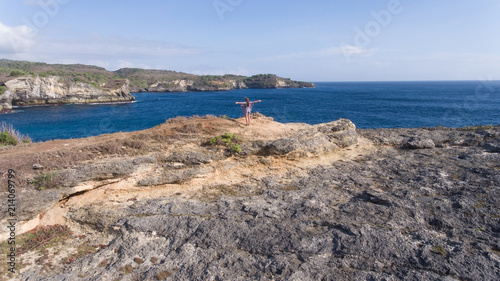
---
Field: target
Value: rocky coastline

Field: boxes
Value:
[134,76,312,93]
[0,60,315,112]
[0,115,498,280]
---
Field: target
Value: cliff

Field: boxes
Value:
[0,76,133,111]
[117,71,314,93]
[137,74,313,93]
[0,115,499,280]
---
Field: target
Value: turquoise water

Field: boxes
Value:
[1,81,499,142]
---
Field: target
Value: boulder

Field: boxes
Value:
[405,137,436,149]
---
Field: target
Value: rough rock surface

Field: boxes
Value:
[0,116,499,281]
[0,76,134,111]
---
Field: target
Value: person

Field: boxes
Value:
[235,97,261,126]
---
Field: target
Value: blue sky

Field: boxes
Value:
[0,0,499,81]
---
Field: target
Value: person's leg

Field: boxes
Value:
[241,108,246,123]
[245,113,250,125]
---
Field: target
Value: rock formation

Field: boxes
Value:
[136,75,314,93]
[0,76,134,112]
[0,115,498,280]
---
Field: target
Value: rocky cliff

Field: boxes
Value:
[141,76,312,93]
[0,76,134,112]
[130,74,315,93]
[0,115,498,280]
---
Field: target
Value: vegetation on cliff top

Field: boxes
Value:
[0,59,315,92]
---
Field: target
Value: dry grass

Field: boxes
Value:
[156,270,173,280]
[0,115,235,190]
[133,257,144,265]
[0,225,73,277]
[150,257,160,264]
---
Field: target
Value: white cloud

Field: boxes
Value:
[1,34,205,70]
[320,45,379,57]
[0,21,35,53]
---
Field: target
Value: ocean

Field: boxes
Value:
[1,81,499,142]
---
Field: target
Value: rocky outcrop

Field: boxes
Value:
[0,76,134,111]
[146,79,196,92]
[0,116,498,281]
[262,119,358,158]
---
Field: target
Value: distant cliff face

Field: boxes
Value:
[0,76,134,111]
[134,75,315,93]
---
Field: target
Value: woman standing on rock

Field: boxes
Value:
[236,97,261,126]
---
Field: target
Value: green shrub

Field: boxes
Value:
[231,144,242,154]
[208,133,242,154]
[0,85,7,95]
[9,70,25,77]
[0,122,31,146]
[29,171,62,190]
[0,132,17,146]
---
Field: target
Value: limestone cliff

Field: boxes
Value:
[0,76,134,111]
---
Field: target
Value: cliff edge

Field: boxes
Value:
[0,115,499,280]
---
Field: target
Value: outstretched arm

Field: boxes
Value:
[235,102,245,104]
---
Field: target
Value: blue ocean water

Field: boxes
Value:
[1,81,499,142]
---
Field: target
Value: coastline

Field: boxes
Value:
[0,60,315,114]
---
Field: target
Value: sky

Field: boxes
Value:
[0,0,499,82]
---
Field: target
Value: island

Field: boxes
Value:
[0,59,315,112]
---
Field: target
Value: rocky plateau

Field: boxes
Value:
[0,115,499,280]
